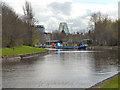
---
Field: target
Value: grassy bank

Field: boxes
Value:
[101,75,120,88]
[2,46,48,57]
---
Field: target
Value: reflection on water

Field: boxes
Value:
[2,49,118,88]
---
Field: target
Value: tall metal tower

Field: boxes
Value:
[58,22,69,34]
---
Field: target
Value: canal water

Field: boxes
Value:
[2,49,118,88]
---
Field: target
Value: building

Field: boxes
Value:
[36,25,45,32]
[46,40,60,45]
[44,32,52,41]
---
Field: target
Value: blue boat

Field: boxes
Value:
[62,46,74,49]
[55,43,74,49]
[78,45,87,50]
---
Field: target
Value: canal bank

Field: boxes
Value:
[87,46,118,50]
[2,46,49,60]
[87,73,120,89]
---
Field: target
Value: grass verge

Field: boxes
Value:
[2,46,48,57]
[100,75,120,89]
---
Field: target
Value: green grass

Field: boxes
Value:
[101,75,120,89]
[2,46,48,57]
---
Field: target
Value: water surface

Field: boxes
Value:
[2,49,118,88]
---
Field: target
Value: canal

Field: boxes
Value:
[2,49,118,88]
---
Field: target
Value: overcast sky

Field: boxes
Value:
[3,0,119,33]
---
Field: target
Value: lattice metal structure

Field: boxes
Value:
[58,22,69,34]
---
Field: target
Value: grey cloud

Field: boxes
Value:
[66,17,88,32]
[51,15,64,21]
[48,2,72,16]
[80,9,93,18]
[44,16,88,33]
[43,16,88,33]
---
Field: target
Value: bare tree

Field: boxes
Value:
[23,1,35,46]
[2,2,31,47]
[89,12,118,46]
[52,30,61,40]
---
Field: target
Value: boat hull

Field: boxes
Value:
[62,46,74,49]
[78,46,87,50]
[55,46,74,49]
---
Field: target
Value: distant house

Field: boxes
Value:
[44,32,52,41]
[82,39,93,46]
[36,25,45,32]
[46,40,60,45]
